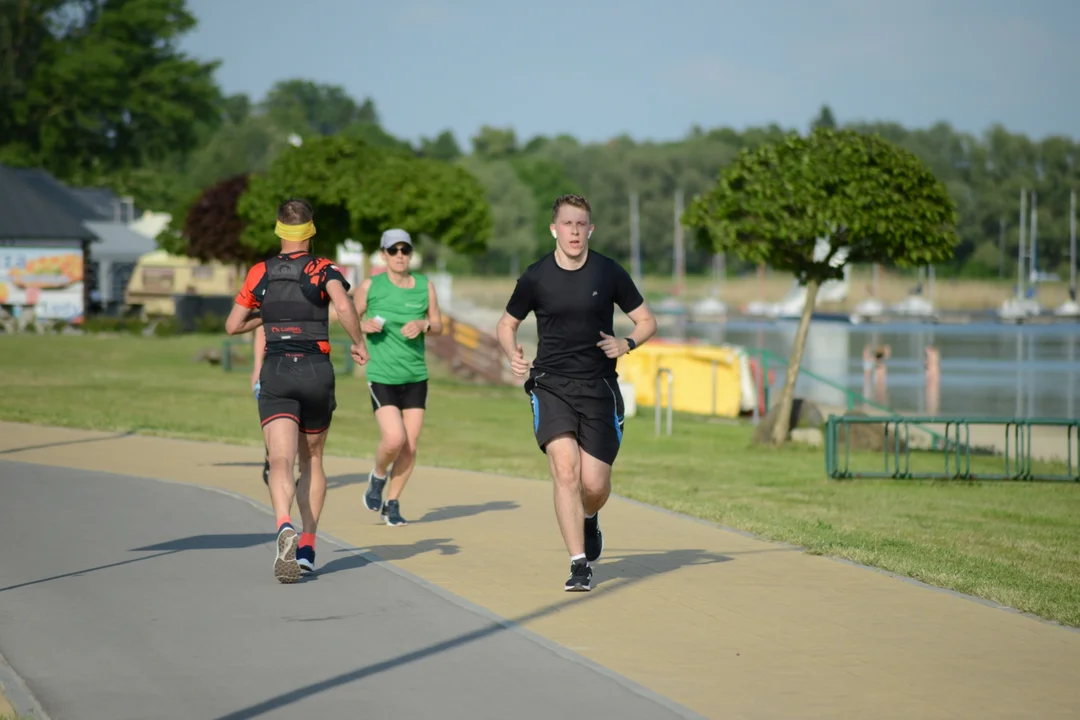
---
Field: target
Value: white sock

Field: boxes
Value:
[570,553,587,564]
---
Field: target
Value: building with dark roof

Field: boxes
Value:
[0,164,157,321]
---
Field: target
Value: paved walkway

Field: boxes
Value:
[0,460,686,720]
[1,421,1079,719]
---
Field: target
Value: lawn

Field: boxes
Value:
[2,332,1079,627]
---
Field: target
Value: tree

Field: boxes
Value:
[0,0,221,181]
[458,156,537,272]
[812,104,837,131]
[509,156,584,257]
[179,174,263,265]
[237,135,492,258]
[261,79,378,137]
[419,130,463,162]
[472,126,518,160]
[683,128,959,445]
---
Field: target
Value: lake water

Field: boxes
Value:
[659,318,1080,419]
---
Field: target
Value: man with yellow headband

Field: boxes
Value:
[226,198,368,583]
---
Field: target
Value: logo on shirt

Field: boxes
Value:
[592,291,598,296]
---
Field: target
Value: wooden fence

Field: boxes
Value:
[426,313,514,385]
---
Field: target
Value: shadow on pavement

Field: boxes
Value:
[0,429,140,456]
[211,546,732,720]
[0,532,464,592]
[418,501,519,523]
[312,538,460,578]
[0,532,269,594]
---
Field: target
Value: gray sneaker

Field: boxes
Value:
[364,470,387,512]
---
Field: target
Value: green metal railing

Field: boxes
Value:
[219,338,356,375]
[746,347,947,450]
[825,415,1080,482]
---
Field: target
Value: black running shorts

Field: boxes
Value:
[368,379,429,412]
[258,354,337,434]
[524,371,626,466]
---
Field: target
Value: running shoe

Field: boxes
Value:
[296,545,316,573]
[273,525,301,584]
[364,470,387,512]
[584,513,603,562]
[381,499,408,527]
[564,558,592,592]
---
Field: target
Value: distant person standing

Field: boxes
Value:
[354,229,443,527]
[924,345,941,415]
[225,199,368,583]
[496,194,657,592]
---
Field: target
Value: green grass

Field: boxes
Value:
[3,333,1080,627]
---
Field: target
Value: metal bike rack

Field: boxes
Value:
[655,367,674,436]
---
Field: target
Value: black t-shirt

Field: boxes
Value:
[505,250,644,380]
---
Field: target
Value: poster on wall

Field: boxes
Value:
[0,246,85,323]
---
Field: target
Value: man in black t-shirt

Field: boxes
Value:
[497,194,657,592]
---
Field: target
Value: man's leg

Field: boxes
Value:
[547,433,586,557]
[580,450,613,562]
[529,378,592,591]
[575,377,625,564]
[295,429,328,572]
[293,356,336,572]
[263,417,302,584]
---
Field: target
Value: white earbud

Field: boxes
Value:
[588,230,592,239]
[551,229,557,239]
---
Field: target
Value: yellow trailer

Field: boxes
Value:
[124,250,239,317]
[616,342,758,418]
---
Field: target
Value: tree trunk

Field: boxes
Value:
[770,278,821,446]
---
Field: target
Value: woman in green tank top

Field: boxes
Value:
[352,229,443,526]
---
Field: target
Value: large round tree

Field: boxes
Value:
[683,128,959,446]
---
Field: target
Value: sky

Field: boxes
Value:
[180,0,1079,150]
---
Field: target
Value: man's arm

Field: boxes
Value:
[623,302,657,350]
[326,279,364,346]
[225,304,262,335]
[615,265,657,353]
[495,311,523,360]
[227,264,264,335]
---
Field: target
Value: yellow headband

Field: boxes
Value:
[275,220,316,242]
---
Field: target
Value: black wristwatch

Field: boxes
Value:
[624,337,637,352]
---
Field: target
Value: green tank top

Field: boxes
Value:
[364,271,430,385]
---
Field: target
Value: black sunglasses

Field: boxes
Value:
[385,244,412,256]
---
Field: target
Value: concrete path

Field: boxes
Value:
[0,460,693,720]
[1,421,1079,719]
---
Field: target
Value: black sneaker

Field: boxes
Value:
[584,513,603,562]
[296,545,316,573]
[381,499,408,526]
[564,558,592,592]
[364,470,387,512]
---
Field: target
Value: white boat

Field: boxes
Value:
[1053,298,1080,317]
[998,296,1043,321]
[891,294,935,317]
